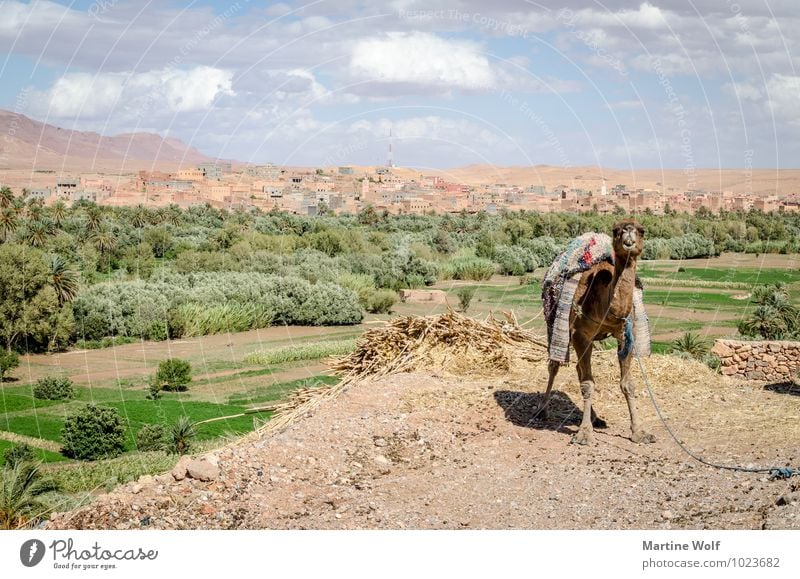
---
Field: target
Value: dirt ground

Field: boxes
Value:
[48,353,800,530]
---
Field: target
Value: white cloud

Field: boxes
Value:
[763,74,800,123]
[348,116,502,148]
[0,0,82,35]
[349,32,495,91]
[29,66,234,118]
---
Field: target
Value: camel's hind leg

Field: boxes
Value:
[618,340,656,444]
[537,360,561,420]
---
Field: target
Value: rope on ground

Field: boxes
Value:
[634,353,799,481]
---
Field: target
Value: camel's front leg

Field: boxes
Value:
[572,331,595,445]
[618,338,656,444]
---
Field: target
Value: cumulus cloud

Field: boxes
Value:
[349,31,495,92]
[28,66,234,119]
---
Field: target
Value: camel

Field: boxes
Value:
[539,219,655,445]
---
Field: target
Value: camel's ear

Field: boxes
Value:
[637,224,645,237]
[612,224,621,239]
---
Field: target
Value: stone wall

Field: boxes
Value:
[711,339,800,382]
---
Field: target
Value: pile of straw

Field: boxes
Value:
[330,309,548,379]
[253,310,549,437]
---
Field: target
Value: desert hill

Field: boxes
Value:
[48,313,800,530]
[0,110,213,171]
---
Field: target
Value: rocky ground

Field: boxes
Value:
[48,352,800,530]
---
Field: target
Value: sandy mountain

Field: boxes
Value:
[0,110,213,172]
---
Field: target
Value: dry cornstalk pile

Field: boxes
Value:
[331,308,549,379]
[251,309,549,438]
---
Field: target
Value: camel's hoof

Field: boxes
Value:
[571,429,592,445]
[632,431,656,444]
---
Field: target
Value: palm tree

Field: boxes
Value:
[91,223,117,256]
[50,200,68,228]
[84,204,103,233]
[0,461,59,529]
[739,305,788,340]
[131,204,149,228]
[24,220,50,248]
[0,187,14,209]
[166,204,182,227]
[47,254,80,305]
[26,199,45,222]
[0,208,18,243]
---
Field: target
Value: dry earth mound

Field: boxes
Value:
[48,312,800,529]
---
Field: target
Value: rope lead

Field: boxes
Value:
[634,353,799,481]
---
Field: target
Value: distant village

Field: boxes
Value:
[19,162,800,215]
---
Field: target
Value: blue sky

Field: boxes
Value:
[1,0,798,170]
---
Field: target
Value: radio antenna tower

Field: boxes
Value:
[386,126,395,168]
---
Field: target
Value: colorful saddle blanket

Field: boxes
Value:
[541,232,650,363]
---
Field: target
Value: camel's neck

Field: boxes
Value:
[608,256,638,318]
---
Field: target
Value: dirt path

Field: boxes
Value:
[48,354,800,530]
[0,431,61,453]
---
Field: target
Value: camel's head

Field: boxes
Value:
[612,219,645,259]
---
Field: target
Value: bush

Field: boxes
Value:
[669,332,710,360]
[136,424,167,452]
[167,417,196,455]
[0,350,19,382]
[61,404,126,460]
[156,358,192,392]
[364,289,397,314]
[494,245,536,276]
[336,272,376,306]
[72,282,170,341]
[456,287,476,313]
[146,375,162,400]
[33,376,74,401]
[2,443,36,468]
[442,256,495,281]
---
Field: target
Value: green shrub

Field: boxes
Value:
[456,287,476,313]
[155,358,192,392]
[72,281,170,341]
[336,272,376,306]
[364,289,397,314]
[443,256,495,281]
[494,245,536,276]
[61,404,126,460]
[167,416,196,455]
[669,332,710,360]
[32,376,74,401]
[0,350,19,382]
[703,354,721,372]
[121,242,156,279]
[146,375,162,400]
[2,443,36,469]
[136,424,167,452]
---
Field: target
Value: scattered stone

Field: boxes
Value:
[187,459,219,482]
[171,456,193,481]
